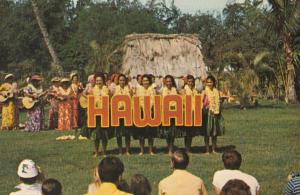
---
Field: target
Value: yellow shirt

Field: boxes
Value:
[0,82,18,93]
[161,87,177,96]
[85,182,132,195]
[135,86,155,108]
[92,85,109,108]
[161,87,178,107]
[0,82,12,92]
[114,85,131,96]
[183,85,201,110]
[0,83,15,129]
[204,86,220,114]
[158,170,207,195]
[113,85,131,109]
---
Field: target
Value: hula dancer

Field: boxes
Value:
[79,74,95,139]
[134,74,156,155]
[84,74,96,94]
[57,78,75,131]
[113,74,132,155]
[47,77,60,130]
[70,72,84,129]
[91,72,111,157]
[0,74,17,130]
[160,75,179,155]
[203,75,224,154]
[24,75,45,132]
[108,73,119,94]
[80,74,95,129]
[181,75,200,153]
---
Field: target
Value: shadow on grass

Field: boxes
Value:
[222,103,284,110]
[105,145,236,155]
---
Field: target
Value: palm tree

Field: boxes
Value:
[31,0,63,75]
[267,0,300,103]
[222,51,277,107]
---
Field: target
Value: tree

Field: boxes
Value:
[267,0,300,103]
[31,0,63,74]
[65,0,168,74]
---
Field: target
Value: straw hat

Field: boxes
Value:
[51,77,61,82]
[61,78,70,83]
[70,72,78,80]
[4,74,14,80]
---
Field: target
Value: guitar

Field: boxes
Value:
[22,90,49,109]
[0,90,14,103]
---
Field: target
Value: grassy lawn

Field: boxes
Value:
[0,101,299,195]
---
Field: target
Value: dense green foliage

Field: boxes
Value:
[0,0,299,101]
[0,102,299,195]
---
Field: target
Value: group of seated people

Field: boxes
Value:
[12,149,293,195]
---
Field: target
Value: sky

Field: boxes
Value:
[140,0,270,14]
[141,0,230,14]
[74,0,269,14]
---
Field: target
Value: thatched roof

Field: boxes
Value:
[121,33,207,78]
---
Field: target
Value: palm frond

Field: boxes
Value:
[253,51,270,66]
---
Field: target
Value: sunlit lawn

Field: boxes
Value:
[0,101,299,195]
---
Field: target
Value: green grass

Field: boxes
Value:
[0,101,299,195]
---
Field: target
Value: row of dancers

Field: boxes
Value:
[0,72,224,156]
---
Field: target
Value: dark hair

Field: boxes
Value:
[94,72,106,83]
[149,74,155,80]
[206,75,216,87]
[117,179,130,193]
[118,74,128,85]
[172,149,189,170]
[220,179,251,195]
[20,176,38,185]
[186,74,195,81]
[164,75,177,88]
[222,150,242,170]
[141,74,153,85]
[98,156,124,183]
[130,174,152,195]
[71,74,78,80]
[42,178,62,195]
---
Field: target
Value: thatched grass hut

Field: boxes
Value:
[121,33,207,78]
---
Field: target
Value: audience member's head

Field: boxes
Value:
[220,179,251,195]
[17,159,39,185]
[130,174,152,195]
[171,149,189,170]
[98,156,124,184]
[222,150,242,170]
[117,179,130,193]
[42,178,62,195]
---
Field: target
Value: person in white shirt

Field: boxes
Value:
[212,150,260,195]
[10,159,42,195]
[158,149,207,195]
